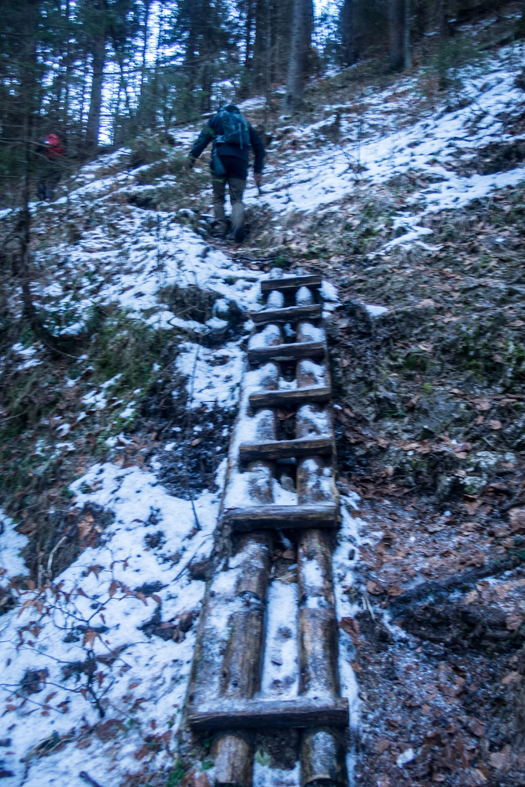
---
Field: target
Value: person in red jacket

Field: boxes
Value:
[37,134,64,201]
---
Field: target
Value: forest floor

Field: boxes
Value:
[2,5,525,787]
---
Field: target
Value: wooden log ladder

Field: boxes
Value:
[185,273,349,787]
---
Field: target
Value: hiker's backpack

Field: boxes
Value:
[215,106,251,149]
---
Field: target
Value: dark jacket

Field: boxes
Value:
[189,107,265,178]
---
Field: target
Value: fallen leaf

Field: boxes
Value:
[376,738,391,754]
[501,671,521,686]
[509,509,525,532]
[86,565,103,579]
[340,617,360,644]
[464,590,478,605]
[506,614,524,631]
[407,395,420,409]
[387,583,403,597]
[474,768,488,783]
[469,718,486,737]
[489,745,512,770]
[489,420,502,430]
[366,580,384,595]
[191,438,202,447]
[134,743,150,761]
[476,400,491,411]
[417,299,436,308]
[83,628,101,648]
[78,518,94,540]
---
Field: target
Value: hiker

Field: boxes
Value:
[186,104,265,242]
[37,133,64,201]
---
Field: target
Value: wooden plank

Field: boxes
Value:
[250,304,322,325]
[249,386,331,409]
[239,436,333,463]
[223,503,340,531]
[261,275,322,294]
[248,341,325,364]
[301,731,346,787]
[188,697,349,731]
[295,340,346,787]
[213,734,253,787]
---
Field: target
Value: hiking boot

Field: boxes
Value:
[233,225,245,243]
[210,220,228,239]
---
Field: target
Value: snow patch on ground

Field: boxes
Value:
[0,512,29,585]
[0,461,225,786]
[246,44,525,247]
[333,495,364,732]
[175,341,245,410]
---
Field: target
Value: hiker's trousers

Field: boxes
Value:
[212,175,246,236]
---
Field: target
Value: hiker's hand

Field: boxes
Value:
[253,172,262,184]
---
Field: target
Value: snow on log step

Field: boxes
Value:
[260,274,322,294]
[188,697,349,731]
[239,436,334,462]
[223,503,340,531]
[247,340,325,364]
[250,304,323,324]
[249,386,331,408]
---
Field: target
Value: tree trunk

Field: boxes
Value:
[18,0,52,345]
[238,0,255,98]
[85,2,107,155]
[439,0,448,40]
[136,0,151,127]
[404,0,411,70]
[286,0,312,110]
[253,0,270,93]
[245,0,255,67]
[517,0,525,37]
[64,0,73,142]
[389,0,409,72]
[340,0,355,67]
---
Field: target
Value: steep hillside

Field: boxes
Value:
[2,6,525,786]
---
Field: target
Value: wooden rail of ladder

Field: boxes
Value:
[184,272,348,787]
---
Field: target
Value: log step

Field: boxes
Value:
[248,341,325,364]
[188,697,349,731]
[239,436,333,462]
[249,386,331,409]
[250,304,322,325]
[261,275,322,294]
[223,503,340,532]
